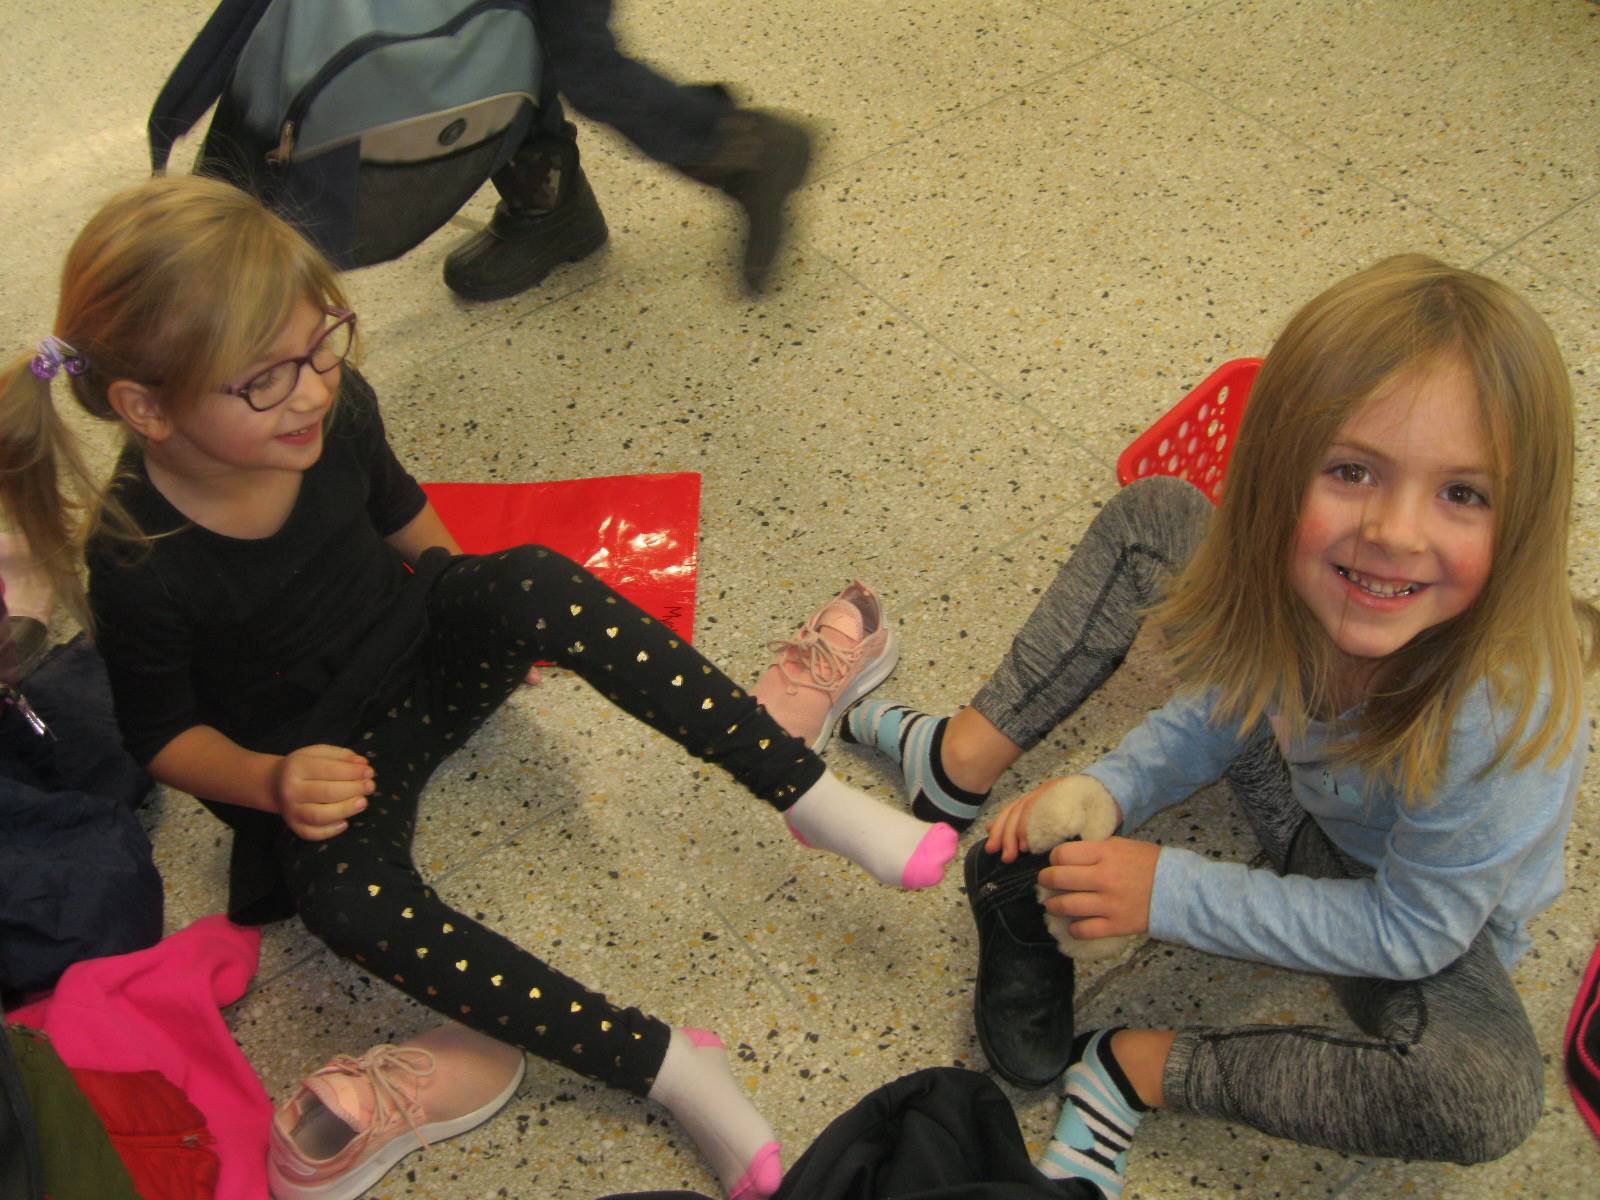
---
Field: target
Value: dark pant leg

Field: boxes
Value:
[535,0,731,164]
[431,546,823,809]
[971,476,1213,750]
[1162,734,1544,1163]
[278,666,672,1095]
[278,546,822,1094]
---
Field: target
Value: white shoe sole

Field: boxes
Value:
[268,1055,527,1200]
[811,626,900,755]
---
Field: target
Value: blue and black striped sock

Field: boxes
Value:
[840,698,989,830]
[1038,1029,1147,1200]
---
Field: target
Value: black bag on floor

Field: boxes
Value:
[0,636,160,1002]
[598,1067,1094,1200]
[148,0,543,268]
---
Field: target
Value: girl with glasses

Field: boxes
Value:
[0,175,958,1200]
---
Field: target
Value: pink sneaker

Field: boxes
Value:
[267,1023,526,1200]
[755,581,898,753]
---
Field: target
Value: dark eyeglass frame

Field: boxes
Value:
[220,309,357,411]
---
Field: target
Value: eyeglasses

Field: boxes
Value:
[221,309,357,411]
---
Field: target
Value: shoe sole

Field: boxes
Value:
[267,1055,527,1200]
[810,625,899,755]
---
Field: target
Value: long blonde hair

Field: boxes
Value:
[1153,254,1598,802]
[0,175,348,630]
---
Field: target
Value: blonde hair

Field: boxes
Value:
[1153,254,1598,802]
[0,175,348,630]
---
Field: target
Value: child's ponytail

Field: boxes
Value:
[0,348,110,632]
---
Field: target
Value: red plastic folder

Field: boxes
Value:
[421,473,701,643]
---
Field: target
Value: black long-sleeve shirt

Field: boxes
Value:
[87,370,427,765]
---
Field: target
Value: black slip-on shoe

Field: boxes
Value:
[965,838,1076,1090]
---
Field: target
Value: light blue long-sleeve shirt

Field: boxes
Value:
[1082,679,1585,980]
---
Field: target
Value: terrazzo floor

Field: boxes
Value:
[4,1,1599,1197]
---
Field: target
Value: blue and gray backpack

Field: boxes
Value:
[149,0,543,267]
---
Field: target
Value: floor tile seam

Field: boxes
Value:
[1107,41,1514,255]
[1035,0,1234,53]
[1073,937,1166,1017]
[250,944,328,992]
[239,790,876,1006]
[851,420,1113,620]
[1478,248,1600,312]
[1326,1161,1378,1196]
[1477,183,1600,250]
[794,243,1118,530]
[696,893,819,1033]
[406,792,830,1025]
[802,44,1122,189]
[1478,188,1600,309]
[886,488,1103,619]
[802,243,1075,439]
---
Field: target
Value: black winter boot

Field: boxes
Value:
[443,123,609,302]
[680,108,813,294]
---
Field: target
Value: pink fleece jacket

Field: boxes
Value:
[9,914,273,1200]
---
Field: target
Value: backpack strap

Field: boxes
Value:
[147,0,277,172]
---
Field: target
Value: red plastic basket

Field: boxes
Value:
[1116,357,1262,504]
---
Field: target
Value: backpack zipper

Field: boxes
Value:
[268,0,533,164]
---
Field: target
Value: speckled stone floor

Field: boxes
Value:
[5,1,1598,1197]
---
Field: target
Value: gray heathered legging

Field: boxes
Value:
[971,476,1542,1164]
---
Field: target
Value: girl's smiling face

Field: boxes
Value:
[1290,355,1496,684]
[163,297,341,476]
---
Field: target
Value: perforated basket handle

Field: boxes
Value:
[1116,358,1262,504]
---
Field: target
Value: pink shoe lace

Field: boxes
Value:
[306,1043,438,1150]
[765,620,862,702]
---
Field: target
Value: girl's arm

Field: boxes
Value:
[1081,686,1246,833]
[149,725,374,841]
[1130,708,1582,980]
[383,501,461,566]
[342,369,447,559]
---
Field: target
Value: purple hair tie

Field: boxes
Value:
[30,336,88,381]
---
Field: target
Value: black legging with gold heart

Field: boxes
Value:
[276,545,823,1095]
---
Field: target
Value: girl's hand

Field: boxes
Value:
[1038,836,1161,940]
[984,785,1045,861]
[273,745,374,841]
[985,775,1120,862]
[524,664,542,686]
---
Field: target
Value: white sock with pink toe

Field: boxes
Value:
[648,1028,784,1200]
[783,770,958,889]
